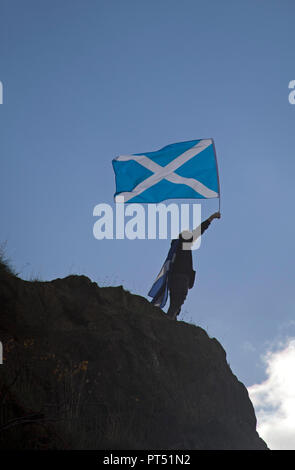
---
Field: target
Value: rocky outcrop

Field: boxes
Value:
[0,271,268,449]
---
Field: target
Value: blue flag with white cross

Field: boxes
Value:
[112,139,220,203]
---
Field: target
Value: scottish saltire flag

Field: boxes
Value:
[112,139,220,203]
[148,239,180,308]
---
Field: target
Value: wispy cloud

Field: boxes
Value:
[248,338,295,450]
[242,340,256,353]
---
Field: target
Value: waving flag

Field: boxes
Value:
[112,139,220,203]
[148,238,180,308]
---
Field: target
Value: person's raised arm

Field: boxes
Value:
[191,211,220,243]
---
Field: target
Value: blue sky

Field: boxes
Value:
[1,0,295,398]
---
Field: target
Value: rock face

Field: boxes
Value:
[0,270,268,450]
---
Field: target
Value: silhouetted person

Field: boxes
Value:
[167,211,220,320]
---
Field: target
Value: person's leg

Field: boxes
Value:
[167,292,181,319]
[167,274,189,320]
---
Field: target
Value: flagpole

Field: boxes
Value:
[212,138,221,215]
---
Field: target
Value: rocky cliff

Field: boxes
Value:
[0,267,268,450]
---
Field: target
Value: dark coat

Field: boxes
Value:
[169,219,211,278]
